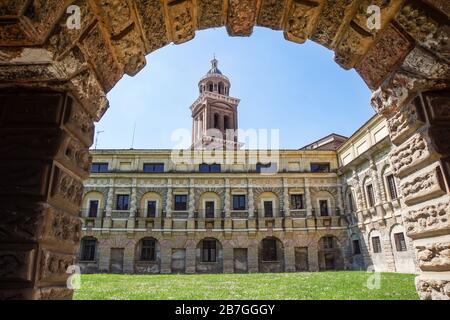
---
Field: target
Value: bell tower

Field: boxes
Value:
[190,57,241,150]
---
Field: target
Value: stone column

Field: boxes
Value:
[248,246,259,273]
[127,179,137,232]
[185,247,196,274]
[223,247,234,273]
[308,245,319,272]
[284,246,296,272]
[188,179,195,218]
[160,246,172,274]
[336,185,344,216]
[0,91,94,300]
[103,180,114,231]
[248,183,255,218]
[165,179,173,218]
[224,179,231,217]
[305,178,313,216]
[283,178,290,217]
[373,79,450,299]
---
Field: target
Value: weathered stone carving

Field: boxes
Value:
[284,0,323,44]
[387,96,426,145]
[257,0,287,30]
[416,279,450,300]
[167,0,196,44]
[356,24,413,89]
[417,242,450,271]
[404,201,450,238]
[401,166,447,205]
[390,133,436,178]
[227,0,257,36]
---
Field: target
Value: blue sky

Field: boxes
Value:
[95,27,374,150]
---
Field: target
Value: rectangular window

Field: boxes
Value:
[205,201,215,218]
[202,240,217,262]
[386,174,398,200]
[323,236,334,249]
[348,193,354,212]
[366,184,375,207]
[394,233,407,252]
[262,239,277,261]
[319,200,329,216]
[290,194,304,210]
[116,195,129,210]
[91,163,109,173]
[372,236,382,253]
[140,239,156,261]
[146,201,157,218]
[88,200,99,218]
[256,162,277,173]
[264,201,274,217]
[174,195,188,211]
[199,163,221,173]
[81,239,96,261]
[232,195,246,211]
[310,163,331,173]
[143,163,165,173]
[353,240,361,255]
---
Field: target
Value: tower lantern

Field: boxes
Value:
[191,58,241,150]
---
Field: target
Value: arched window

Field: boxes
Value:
[139,238,156,261]
[208,82,213,92]
[214,113,220,129]
[321,236,335,249]
[262,238,278,261]
[224,115,230,130]
[218,82,224,94]
[202,239,217,262]
[80,237,97,261]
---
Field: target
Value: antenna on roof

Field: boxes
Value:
[130,122,136,149]
[94,130,104,150]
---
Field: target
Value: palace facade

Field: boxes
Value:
[77,60,416,274]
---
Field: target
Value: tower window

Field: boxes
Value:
[218,82,224,94]
[214,113,220,129]
[224,116,230,130]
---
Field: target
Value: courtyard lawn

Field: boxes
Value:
[74,272,418,300]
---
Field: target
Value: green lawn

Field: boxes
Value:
[73,272,418,300]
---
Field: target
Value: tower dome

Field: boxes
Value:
[198,57,231,96]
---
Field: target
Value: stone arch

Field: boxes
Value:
[137,187,167,212]
[139,191,163,217]
[196,237,223,273]
[310,187,337,216]
[196,191,222,218]
[318,235,344,271]
[255,191,280,217]
[134,237,161,274]
[389,224,416,274]
[258,236,284,273]
[0,0,448,300]
[81,190,105,217]
[195,187,225,210]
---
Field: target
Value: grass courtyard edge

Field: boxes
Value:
[74,271,418,300]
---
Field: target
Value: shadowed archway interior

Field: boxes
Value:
[0,0,449,300]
